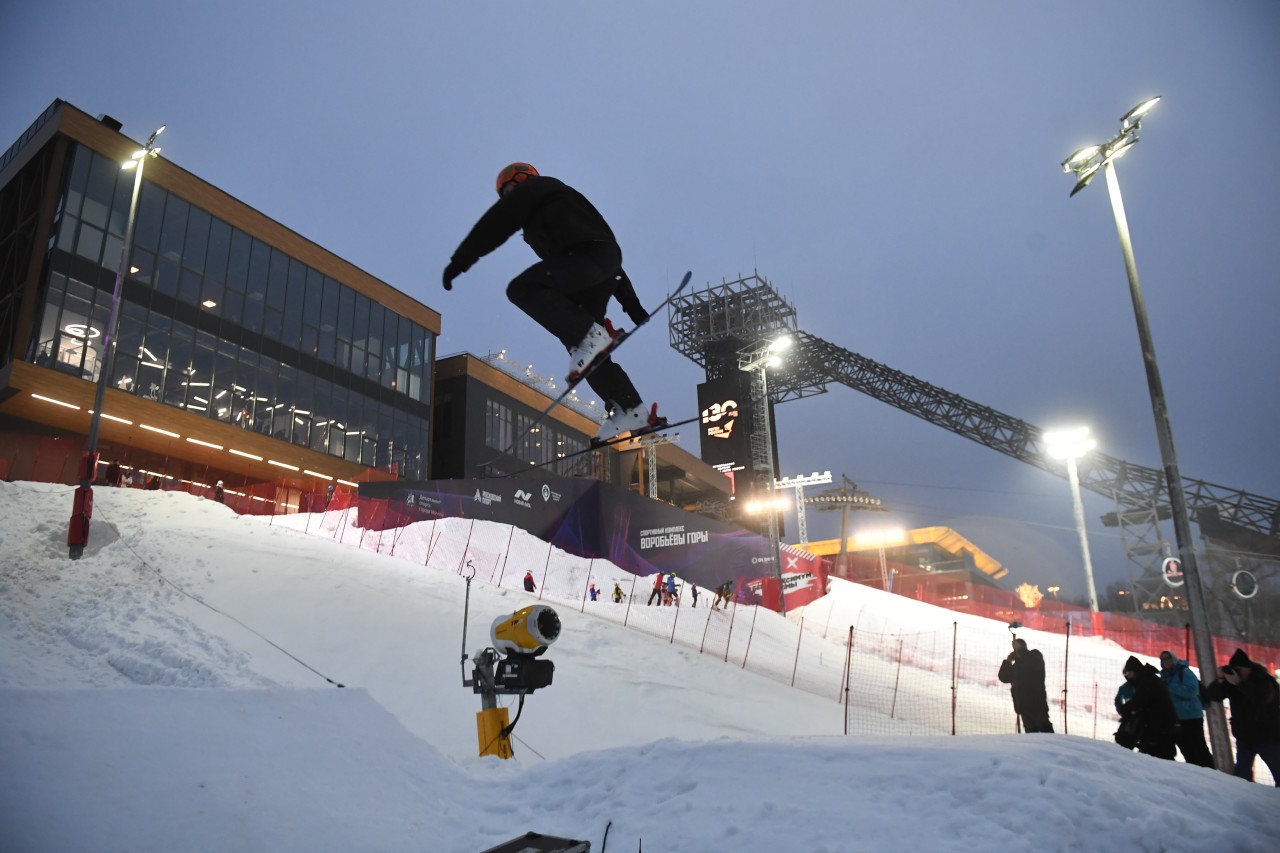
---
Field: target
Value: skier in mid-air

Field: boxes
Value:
[442,163,664,441]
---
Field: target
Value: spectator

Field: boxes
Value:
[145,475,161,491]
[1116,656,1178,759]
[666,572,678,602]
[711,581,733,611]
[998,638,1054,733]
[689,582,699,608]
[1158,650,1214,767]
[213,480,225,503]
[103,460,122,487]
[1204,648,1280,785]
[588,583,598,602]
[647,573,665,606]
[612,582,624,603]
[523,571,536,593]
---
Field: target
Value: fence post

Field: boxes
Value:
[838,625,854,703]
[790,615,805,687]
[623,576,637,627]
[740,605,759,669]
[890,638,904,720]
[950,622,958,736]
[456,519,476,575]
[699,600,714,654]
[581,558,595,613]
[537,538,553,598]
[669,581,682,642]
[1062,619,1071,735]
[497,526,515,586]
[724,600,738,664]
[1092,682,1099,740]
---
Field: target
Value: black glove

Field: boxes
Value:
[442,260,464,291]
[625,305,649,326]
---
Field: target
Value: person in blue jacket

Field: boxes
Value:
[1158,650,1214,767]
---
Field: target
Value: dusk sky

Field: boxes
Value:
[4,2,1278,602]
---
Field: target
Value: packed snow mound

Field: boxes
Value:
[0,482,1274,853]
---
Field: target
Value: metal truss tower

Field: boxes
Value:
[668,274,1280,617]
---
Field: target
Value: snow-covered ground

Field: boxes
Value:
[1,481,1274,852]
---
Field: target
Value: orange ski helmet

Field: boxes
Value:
[496,162,538,195]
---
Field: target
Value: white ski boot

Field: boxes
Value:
[566,322,615,383]
[594,403,663,444]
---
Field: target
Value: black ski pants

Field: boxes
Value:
[1173,718,1214,768]
[506,241,641,411]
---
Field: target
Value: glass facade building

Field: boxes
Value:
[1,101,438,486]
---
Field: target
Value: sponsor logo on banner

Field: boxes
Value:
[638,524,710,551]
[514,489,533,509]
[473,489,503,507]
[701,399,739,439]
[541,484,562,503]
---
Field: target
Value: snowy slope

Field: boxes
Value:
[0,482,1274,852]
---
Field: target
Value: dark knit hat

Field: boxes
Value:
[1123,655,1143,675]
[1228,648,1253,669]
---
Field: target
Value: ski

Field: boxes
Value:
[478,271,692,470]
[504,412,704,475]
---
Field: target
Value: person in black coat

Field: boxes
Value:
[1204,648,1280,784]
[998,638,1054,733]
[1116,656,1178,759]
[442,163,661,441]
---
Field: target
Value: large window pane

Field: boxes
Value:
[225,229,250,293]
[183,206,211,274]
[157,194,189,264]
[132,183,164,252]
[80,151,117,229]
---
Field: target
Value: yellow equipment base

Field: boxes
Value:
[476,707,514,759]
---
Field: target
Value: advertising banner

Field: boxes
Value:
[359,474,781,604]
[697,374,753,494]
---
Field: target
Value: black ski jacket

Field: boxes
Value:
[1205,666,1280,744]
[451,175,617,268]
[449,175,645,321]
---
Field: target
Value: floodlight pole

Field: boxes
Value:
[1063,100,1229,771]
[68,126,164,560]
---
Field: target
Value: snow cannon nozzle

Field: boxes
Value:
[491,605,561,656]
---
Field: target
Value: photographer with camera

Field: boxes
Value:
[1204,648,1280,784]
[998,637,1054,733]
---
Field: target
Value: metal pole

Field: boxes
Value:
[759,366,785,614]
[68,141,151,559]
[1065,457,1100,612]
[1103,160,1231,771]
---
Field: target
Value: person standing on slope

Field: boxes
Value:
[998,638,1055,733]
[442,163,664,442]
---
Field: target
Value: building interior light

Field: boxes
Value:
[95,412,133,425]
[186,437,224,450]
[139,423,180,438]
[201,300,217,308]
[268,459,300,471]
[229,448,263,461]
[337,479,358,488]
[303,469,333,480]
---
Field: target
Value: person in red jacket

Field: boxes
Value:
[647,573,665,606]
[442,163,663,442]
